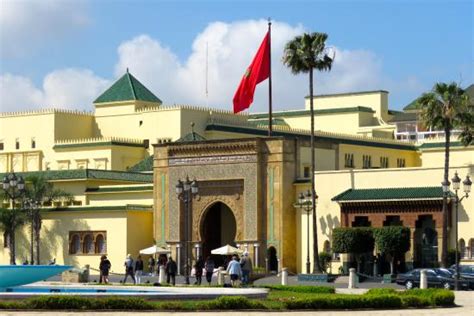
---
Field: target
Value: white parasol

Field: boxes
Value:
[139,245,171,255]
[210,244,243,255]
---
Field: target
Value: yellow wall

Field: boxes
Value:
[420,146,473,168]
[338,144,420,169]
[126,211,154,263]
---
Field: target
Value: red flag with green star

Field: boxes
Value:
[233,31,270,113]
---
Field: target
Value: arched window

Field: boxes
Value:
[69,234,80,254]
[459,239,466,259]
[83,234,94,254]
[470,239,474,259]
[95,234,106,254]
[323,240,331,253]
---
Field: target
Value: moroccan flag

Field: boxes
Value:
[233,31,270,113]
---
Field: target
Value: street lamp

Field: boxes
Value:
[176,176,198,285]
[451,172,471,291]
[2,172,26,265]
[297,190,317,274]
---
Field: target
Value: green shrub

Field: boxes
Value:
[365,288,397,296]
[332,227,374,254]
[431,290,455,306]
[319,252,332,273]
[26,296,154,310]
[401,295,431,308]
[285,294,402,310]
[203,296,265,310]
[262,285,335,294]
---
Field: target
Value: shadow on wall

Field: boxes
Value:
[319,214,341,242]
[40,218,91,268]
[15,227,31,265]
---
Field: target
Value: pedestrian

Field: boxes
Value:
[99,255,111,284]
[123,254,136,284]
[165,256,177,285]
[135,255,144,284]
[226,255,242,287]
[240,251,253,285]
[148,256,155,276]
[204,256,215,286]
[194,256,204,285]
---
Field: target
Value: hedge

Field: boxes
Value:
[262,285,335,294]
[332,227,374,254]
[285,294,402,310]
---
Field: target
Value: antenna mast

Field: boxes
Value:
[206,41,209,107]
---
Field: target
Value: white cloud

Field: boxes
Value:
[0,0,90,56]
[0,69,109,112]
[1,19,407,112]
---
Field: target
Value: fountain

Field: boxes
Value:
[0,265,72,288]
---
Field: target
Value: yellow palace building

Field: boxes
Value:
[1,71,472,275]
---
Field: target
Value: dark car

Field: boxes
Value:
[396,268,470,290]
[449,265,474,289]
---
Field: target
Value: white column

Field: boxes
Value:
[159,265,166,284]
[253,243,260,267]
[281,268,288,285]
[194,243,201,259]
[348,268,357,289]
[420,269,428,289]
[244,243,249,252]
[176,244,181,275]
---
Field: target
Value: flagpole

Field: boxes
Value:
[268,18,273,137]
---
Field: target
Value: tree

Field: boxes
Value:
[0,191,26,264]
[283,32,334,273]
[24,176,73,264]
[373,226,410,275]
[417,82,472,267]
[332,227,374,272]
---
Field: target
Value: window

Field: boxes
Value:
[303,166,310,178]
[323,240,331,253]
[459,239,466,259]
[69,231,106,255]
[31,138,36,149]
[362,155,372,169]
[344,153,354,168]
[83,234,94,254]
[15,138,20,150]
[380,157,389,168]
[143,139,150,148]
[352,216,371,227]
[69,234,81,254]
[0,141,4,151]
[397,158,406,168]
[95,234,106,254]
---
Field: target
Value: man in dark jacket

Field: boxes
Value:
[165,257,177,286]
[99,255,111,284]
[194,256,204,285]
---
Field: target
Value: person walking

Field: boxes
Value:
[204,256,215,286]
[148,256,155,276]
[135,255,144,284]
[240,251,253,285]
[99,255,111,284]
[122,254,136,284]
[226,255,242,287]
[194,256,204,285]
[165,256,177,286]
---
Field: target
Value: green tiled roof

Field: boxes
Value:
[248,106,375,119]
[176,132,207,142]
[248,118,289,127]
[403,83,473,111]
[85,185,153,193]
[389,111,418,123]
[332,186,450,202]
[0,169,153,183]
[128,155,154,172]
[94,70,161,104]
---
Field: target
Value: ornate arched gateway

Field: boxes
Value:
[153,138,300,273]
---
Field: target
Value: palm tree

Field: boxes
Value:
[417,82,472,267]
[283,32,334,273]
[24,176,73,264]
[0,191,26,264]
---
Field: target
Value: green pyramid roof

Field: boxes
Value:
[94,70,162,104]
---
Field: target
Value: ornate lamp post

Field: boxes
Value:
[297,190,317,274]
[2,172,26,265]
[175,176,198,285]
[450,172,471,291]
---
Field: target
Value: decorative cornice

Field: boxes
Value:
[43,204,153,212]
[1,108,94,118]
[53,137,145,149]
[85,185,153,193]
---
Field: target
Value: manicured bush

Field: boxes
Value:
[431,290,455,306]
[285,294,402,310]
[332,227,374,254]
[26,296,154,310]
[319,252,332,273]
[262,285,335,294]
[373,227,411,274]
[203,296,265,310]
[400,295,431,308]
[365,288,397,296]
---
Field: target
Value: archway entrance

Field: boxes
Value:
[201,202,236,267]
[414,215,438,268]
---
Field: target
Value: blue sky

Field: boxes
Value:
[1,0,472,112]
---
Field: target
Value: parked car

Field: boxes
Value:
[448,265,474,290]
[396,268,470,290]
